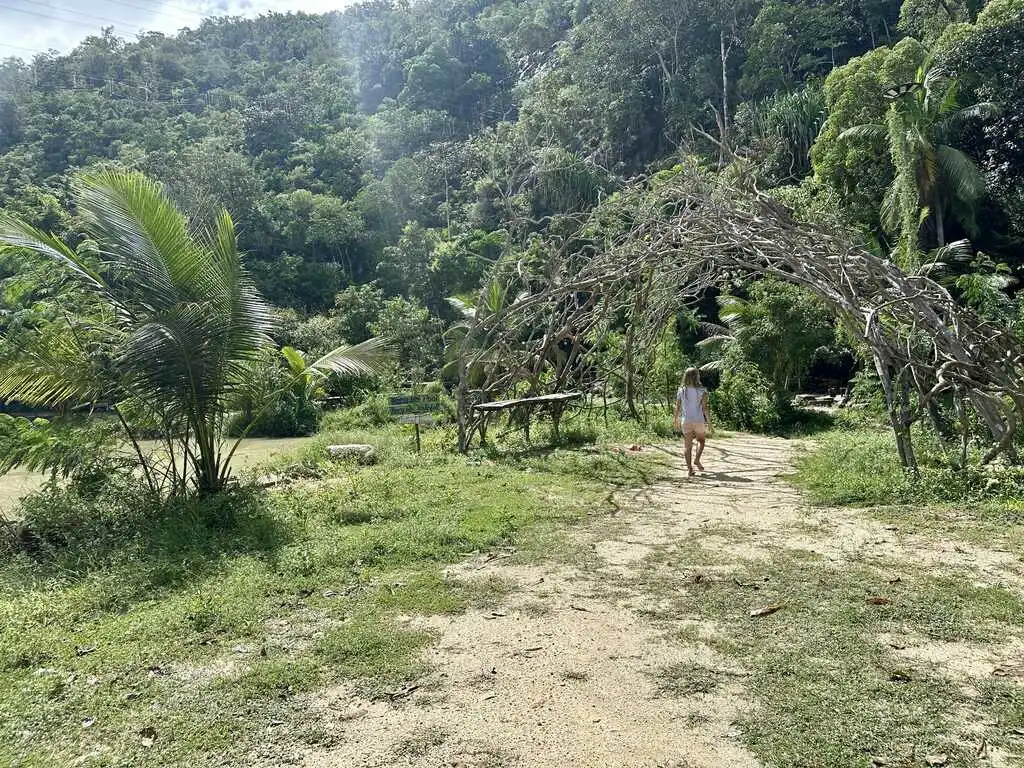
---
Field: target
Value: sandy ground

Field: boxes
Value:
[292,435,1024,768]
[0,436,312,517]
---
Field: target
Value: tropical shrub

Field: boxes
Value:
[0,171,388,495]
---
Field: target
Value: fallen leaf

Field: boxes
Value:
[81,718,96,729]
[569,604,590,612]
[882,524,898,532]
[75,646,97,656]
[268,719,285,727]
[86,676,99,686]
[749,603,785,618]
[139,726,157,748]
[924,754,948,766]
[870,757,889,767]
[889,670,912,683]
[733,578,761,590]
[867,597,891,605]
[322,590,339,598]
[484,612,507,620]
[887,576,902,584]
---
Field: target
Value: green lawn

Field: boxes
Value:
[0,421,657,767]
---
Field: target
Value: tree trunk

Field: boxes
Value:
[954,392,969,469]
[899,376,918,473]
[456,354,470,453]
[719,31,730,139]
[934,191,945,248]
[623,322,640,421]
[874,354,916,472]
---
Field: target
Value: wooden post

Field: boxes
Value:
[414,419,421,453]
[551,403,563,443]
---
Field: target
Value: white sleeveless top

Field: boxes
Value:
[676,386,706,424]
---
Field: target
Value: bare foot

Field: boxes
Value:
[688,469,696,477]
[695,461,704,472]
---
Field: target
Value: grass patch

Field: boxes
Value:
[650,661,722,697]
[636,544,1023,767]
[0,414,656,767]
[792,427,1024,508]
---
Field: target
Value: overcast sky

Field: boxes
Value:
[0,1,356,61]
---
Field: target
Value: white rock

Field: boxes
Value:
[325,444,377,464]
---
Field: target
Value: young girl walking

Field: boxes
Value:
[673,367,712,477]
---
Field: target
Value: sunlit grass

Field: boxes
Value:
[0,412,658,767]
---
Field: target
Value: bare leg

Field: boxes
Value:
[684,434,695,476]
[694,437,706,471]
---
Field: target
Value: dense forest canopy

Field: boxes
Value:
[0,0,1022,403]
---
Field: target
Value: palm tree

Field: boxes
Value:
[0,171,389,495]
[840,62,997,268]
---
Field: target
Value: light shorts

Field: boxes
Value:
[683,421,706,439]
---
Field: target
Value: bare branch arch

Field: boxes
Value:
[454,167,1024,468]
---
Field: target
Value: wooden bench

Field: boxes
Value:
[388,393,444,451]
[472,392,583,446]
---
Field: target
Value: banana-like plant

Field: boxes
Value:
[0,171,390,495]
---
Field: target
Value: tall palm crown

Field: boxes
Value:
[0,172,387,493]
[840,61,996,269]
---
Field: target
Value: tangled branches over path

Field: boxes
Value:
[456,166,1024,468]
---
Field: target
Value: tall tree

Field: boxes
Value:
[839,60,994,266]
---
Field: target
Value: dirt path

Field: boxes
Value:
[296,435,1024,767]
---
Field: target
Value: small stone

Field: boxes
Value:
[325,444,377,465]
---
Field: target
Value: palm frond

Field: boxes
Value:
[484,280,508,315]
[922,64,949,95]
[696,335,733,350]
[937,145,985,203]
[0,332,110,406]
[0,213,107,291]
[74,171,205,311]
[281,346,307,375]
[838,123,887,143]
[446,296,476,320]
[931,238,974,264]
[306,336,393,379]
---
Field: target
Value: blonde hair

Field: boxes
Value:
[682,367,701,388]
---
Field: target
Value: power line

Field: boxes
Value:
[0,2,147,34]
[102,0,201,24]
[112,0,212,17]
[0,42,49,56]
